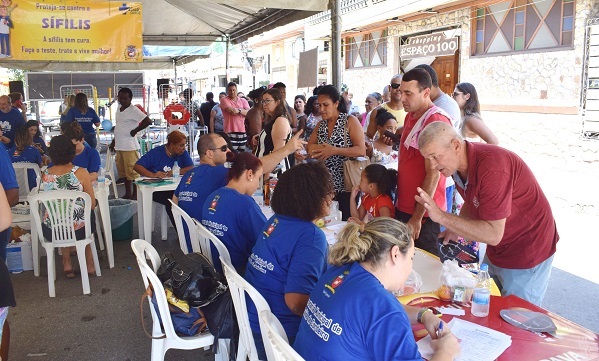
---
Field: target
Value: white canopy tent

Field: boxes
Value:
[0,0,328,71]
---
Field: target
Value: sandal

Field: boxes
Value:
[64,268,80,279]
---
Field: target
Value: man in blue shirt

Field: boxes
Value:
[174,131,308,251]
[0,95,26,149]
[0,143,19,260]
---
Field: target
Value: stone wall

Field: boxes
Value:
[459,0,595,109]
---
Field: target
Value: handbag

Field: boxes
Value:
[140,285,208,338]
[157,249,228,308]
[201,290,240,358]
[342,119,370,192]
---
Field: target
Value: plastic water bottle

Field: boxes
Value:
[471,263,491,317]
[98,167,106,184]
[268,177,278,205]
[172,161,180,180]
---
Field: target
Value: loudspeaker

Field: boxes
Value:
[157,78,169,99]
[9,81,25,100]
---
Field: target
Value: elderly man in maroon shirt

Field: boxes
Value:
[415,121,558,306]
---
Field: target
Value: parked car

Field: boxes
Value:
[38,100,62,130]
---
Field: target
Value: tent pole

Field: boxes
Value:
[330,0,342,90]
[173,58,177,89]
[226,36,230,82]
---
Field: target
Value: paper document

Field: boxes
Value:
[417,318,512,361]
[321,222,346,245]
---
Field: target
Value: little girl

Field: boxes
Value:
[349,164,397,224]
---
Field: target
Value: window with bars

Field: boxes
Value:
[346,30,387,69]
[473,0,574,55]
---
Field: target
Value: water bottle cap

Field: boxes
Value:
[480,264,489,271]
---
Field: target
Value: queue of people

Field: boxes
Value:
[0,69,559,361]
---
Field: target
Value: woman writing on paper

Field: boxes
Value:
[294,218,460,361]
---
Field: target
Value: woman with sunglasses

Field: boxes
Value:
[254,88,292,175]
[133,130,194,226]
[201,152,266,274]
[452,83,498,145]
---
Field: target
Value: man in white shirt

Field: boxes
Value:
[109,87,152,199]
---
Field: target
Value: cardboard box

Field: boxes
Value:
[6,240,33,273]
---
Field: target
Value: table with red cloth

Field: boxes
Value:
[408,295,599,361]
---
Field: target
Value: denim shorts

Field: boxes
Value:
[484,254,555,307]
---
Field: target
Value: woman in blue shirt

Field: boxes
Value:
[134,130,194,226]
[244,161,334,360]
[61,121,101,181]
[201,152,266,273]
[64,93,100,149]
[9,126,42,191]
[27,120,48,160]
[293,218,460,361]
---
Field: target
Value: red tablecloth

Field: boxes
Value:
[411,295,599,360]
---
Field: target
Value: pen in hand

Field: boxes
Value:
[437,321,444,338]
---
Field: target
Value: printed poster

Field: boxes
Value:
[0,0,142,61]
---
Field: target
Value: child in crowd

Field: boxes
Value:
[9,126,42,190]
[349,164,397,224]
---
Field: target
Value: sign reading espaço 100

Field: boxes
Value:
[1,0,142,62]
[400,32,458,60]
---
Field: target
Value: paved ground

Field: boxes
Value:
[6,111,599,360]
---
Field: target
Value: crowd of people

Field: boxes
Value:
[0,64,561,360]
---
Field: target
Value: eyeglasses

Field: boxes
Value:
[261,99,274,105]
[209,145,228,152]
[390,83,401,89]
[452,92,463,97]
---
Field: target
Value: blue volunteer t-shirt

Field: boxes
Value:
[65,107,101,134]
[135,145,193,174]
[174,164,229,251]
[32,135,48,154]
[73,143,101,173]
[201,187,266,273]
[293,262,422,361]
[0,109,26,149]
[0,143,18,191]
[9,145,42,190]
[244,214,328,337]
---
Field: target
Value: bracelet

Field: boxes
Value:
[417,307,433,324]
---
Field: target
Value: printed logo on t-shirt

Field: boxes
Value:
[208,195,220,212]
[248,253,274,274]
[473,196,480,209]
[302,299,343,342]
[324,270,349,295]
[186,171,194,184]
[263,218,279,237]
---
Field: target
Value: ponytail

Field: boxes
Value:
[363,164,398,199]
[329,218,412,267]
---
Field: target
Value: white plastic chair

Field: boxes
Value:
[194,220,232,268]
[104,149,119,198]
[12,162,41,202]
[221,257,271,361]
[168,199,232,267]
[130,239,220,361]
[169,200,199,255]
[259,310,305,361]
[29,190,102,297]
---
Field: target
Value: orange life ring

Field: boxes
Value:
[163,104,191,125]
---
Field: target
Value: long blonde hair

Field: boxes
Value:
[329,218,412,267]
[62,94,76,115]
